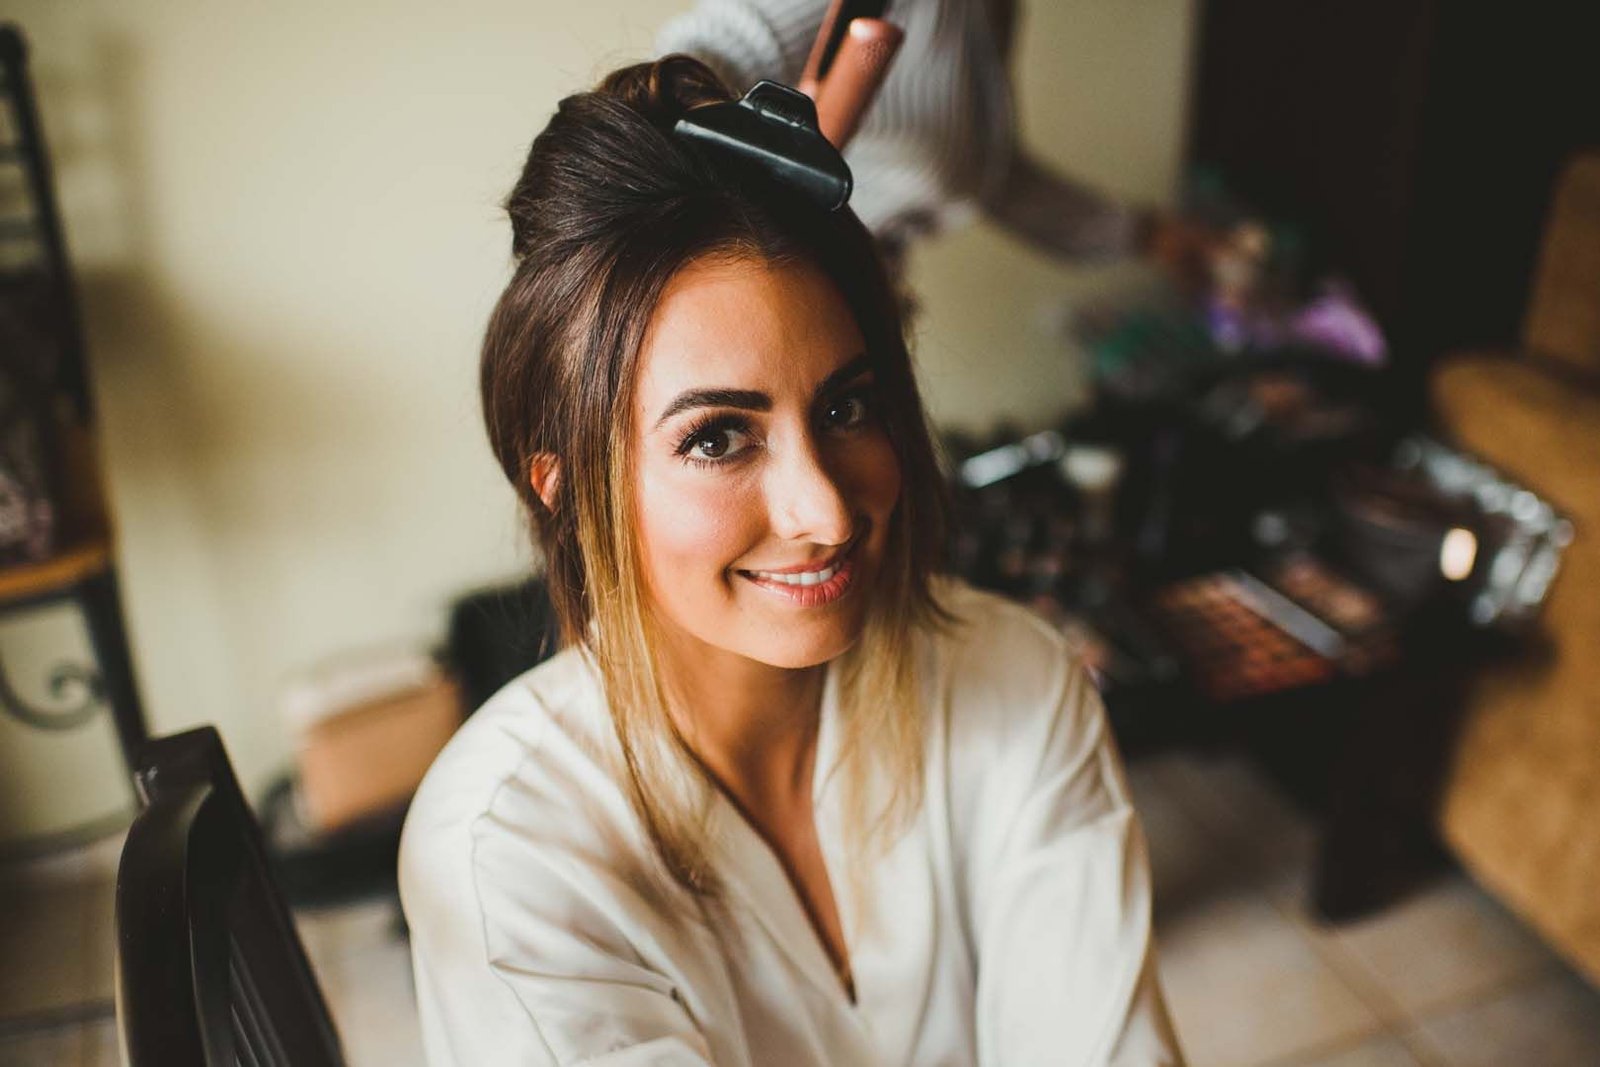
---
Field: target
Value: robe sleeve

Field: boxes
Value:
[967,658,1185,1066]
[654,0,829,92]
[400,797,716,1066]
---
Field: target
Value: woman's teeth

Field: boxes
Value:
[748,562,841,587]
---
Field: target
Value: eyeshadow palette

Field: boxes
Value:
[1147,555,1404,703]
[1267,554,1385,631]
[1259,553,1397,674]
[1148,571,1339,702]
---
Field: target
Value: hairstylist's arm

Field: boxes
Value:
[985,149,1215,291]
[982,149,1144,261]
[656,0,832,91]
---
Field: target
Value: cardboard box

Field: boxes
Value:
[292,668,464,831]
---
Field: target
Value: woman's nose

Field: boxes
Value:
[768,441,854,546]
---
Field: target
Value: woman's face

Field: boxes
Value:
[631,255,902,672]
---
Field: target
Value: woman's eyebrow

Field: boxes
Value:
[813,353,873,400]
[654,388,770,429]
[652,353,873,430]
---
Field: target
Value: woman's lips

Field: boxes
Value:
[737,541,859,607]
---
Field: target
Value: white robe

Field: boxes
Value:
[399,581,1183,1065]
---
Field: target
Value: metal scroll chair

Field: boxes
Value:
[114,726,347,1066]
[1,23,150,783]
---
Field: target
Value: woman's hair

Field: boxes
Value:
[481,56,949,895]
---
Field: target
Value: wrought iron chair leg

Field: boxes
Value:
[80,569,149,775]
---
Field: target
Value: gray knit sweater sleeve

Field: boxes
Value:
[985,150,1141,262]
[656,0,1140,262]
[655,0,831,92]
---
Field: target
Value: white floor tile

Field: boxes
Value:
[1144,753,1319,905]
[296,897,424,1067]
[1408,969,1600,1067]
[1157,891,1384,1067]
[1129,759,1242,923]
[1303,874,1557,1018]
[294,906,348,979]
[331,944,426,1067]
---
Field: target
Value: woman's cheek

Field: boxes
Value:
[639,462,763,579]
[844,434,903,518]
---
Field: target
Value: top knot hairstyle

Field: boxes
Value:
[480,56,949,896]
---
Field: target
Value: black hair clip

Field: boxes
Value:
[673,81,853,213]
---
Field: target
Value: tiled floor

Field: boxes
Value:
[1131,753,1600,1066]
[4,752,1599,1066]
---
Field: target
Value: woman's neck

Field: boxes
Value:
[656,631,826,814]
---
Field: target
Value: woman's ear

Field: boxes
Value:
[529,453,561,511]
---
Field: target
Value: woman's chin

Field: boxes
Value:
[734,615,865,671]
[755,641,856,671]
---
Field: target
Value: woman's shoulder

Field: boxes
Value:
[923,578,1103,762]
[927,577,1079,690]
[404,646,605,820]
[397,650,702,1045]
[398,646,643,919]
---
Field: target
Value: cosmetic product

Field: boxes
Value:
[1148,571,1337,702]
[1263,554,1386,634]
[957,429,1066,489]
[1331,469,1475,608]
[1389,434,1574,629]
[1059,444,1124,550]
[1259,553,1397,674]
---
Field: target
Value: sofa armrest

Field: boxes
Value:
[1431,352,1600,526]
[1430,350,1600,987]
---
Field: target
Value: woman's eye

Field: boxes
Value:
[678,420,753,464]
[822,392,871,431]
[693,431,732,458]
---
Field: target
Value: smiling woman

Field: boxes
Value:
[399,55,1182,1067]
[634,257,900,669]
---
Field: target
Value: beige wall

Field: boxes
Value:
[0,0,1192,833]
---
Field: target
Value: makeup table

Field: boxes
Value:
[945,409,1538,923]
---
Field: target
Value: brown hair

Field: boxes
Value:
[480,56,948,893]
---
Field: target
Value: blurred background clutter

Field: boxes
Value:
[2,1,1599,1065]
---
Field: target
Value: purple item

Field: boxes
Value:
[1204,300,1250,353]
[1288,283,1388,365]
[1204,299,1286,355]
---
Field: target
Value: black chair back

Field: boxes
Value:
[115,726,347,1066]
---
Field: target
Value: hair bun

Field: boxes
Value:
[505,56,731,260]
[596,55,734,131]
